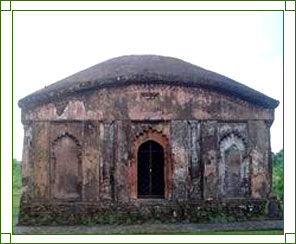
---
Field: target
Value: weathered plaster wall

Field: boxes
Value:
[20,84,273,209]
[33,122,50,199]
[99,121,115,200]
[188,121,202,200]
[248,120,271,198]
[21,124,34,200]
[82,121,100,201]
[114,120,131,202]
[202,121,218,200]
[21,85,274,123]
[171,120,190,200]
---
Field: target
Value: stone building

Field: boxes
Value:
[18,55,280,225]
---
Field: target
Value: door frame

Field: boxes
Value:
[129,129,172,199]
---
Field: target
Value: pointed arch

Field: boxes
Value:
[129,128,172,199]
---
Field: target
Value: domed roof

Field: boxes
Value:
[18,55,279,109]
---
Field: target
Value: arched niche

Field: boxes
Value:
[219,133,249,198]
[51,133,82,200]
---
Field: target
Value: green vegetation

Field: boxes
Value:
[272,150,283,200]
[13,159,22,218]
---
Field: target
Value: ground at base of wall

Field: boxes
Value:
[18,198,282,226]
[13,220,283,234]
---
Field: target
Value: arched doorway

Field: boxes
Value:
[137,140,164,198]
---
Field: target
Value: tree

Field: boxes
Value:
[272,149,283,199]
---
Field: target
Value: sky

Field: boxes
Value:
[13,11,283,160]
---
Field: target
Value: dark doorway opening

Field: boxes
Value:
[138,140,164,198]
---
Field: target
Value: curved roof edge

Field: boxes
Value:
[18,55,279,109]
